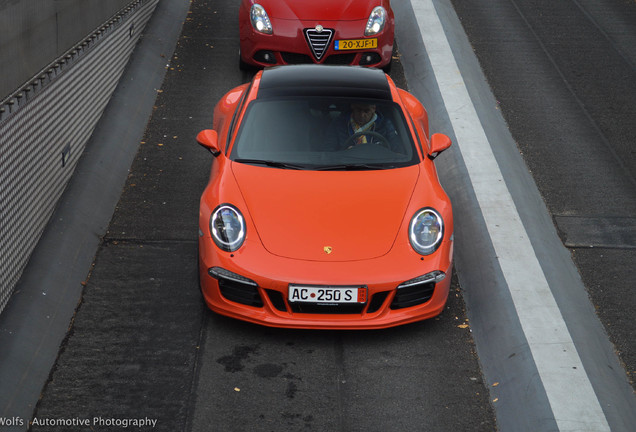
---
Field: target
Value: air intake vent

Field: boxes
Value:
[390,282,435,310]
[304,28,334,60]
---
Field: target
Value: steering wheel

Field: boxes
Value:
[343,131,390,149]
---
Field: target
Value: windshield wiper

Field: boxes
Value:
[315,163,391,171]
[233,158,306,170]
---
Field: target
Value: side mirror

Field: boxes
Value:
[428,133,452,160]
[196,129,220,156]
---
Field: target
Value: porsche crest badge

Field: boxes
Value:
[323,246,333,254]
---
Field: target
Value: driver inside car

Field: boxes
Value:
[324,103,402,152]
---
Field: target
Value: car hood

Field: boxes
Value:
[261,0,375,21]
[232,163,420,262]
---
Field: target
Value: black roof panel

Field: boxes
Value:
[257,65,392,100]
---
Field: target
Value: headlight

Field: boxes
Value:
[250,4,272,34]
[365,6,387,36]
[409,208,444,255]
[210,204,246,252]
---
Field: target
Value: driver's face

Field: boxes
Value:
[351,104,376,125]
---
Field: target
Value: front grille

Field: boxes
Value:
[290,302,366,314]
[281,51,355,66]
[218,278,263,307]
[211,265,434,315]
[287,291,389,315]
[265,289,287,312]
[281,52,313,64]
[390,282,435,310]
[367,292,390,313]
[304,28,334,60]
[324,53,356,65]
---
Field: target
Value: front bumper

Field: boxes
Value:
[198,236,453,329]
[239,18,393,69]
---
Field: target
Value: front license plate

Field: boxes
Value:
[334,38,378,50]
[288,285,367,304]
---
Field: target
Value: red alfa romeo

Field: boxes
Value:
[197,65,453,329]
[239,0,395,70]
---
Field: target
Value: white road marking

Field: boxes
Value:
[409,0,611,430]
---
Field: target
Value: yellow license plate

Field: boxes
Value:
[334,38,378,50]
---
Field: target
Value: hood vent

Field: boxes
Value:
[304,28,334,60]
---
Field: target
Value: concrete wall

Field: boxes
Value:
[0,0,132,99]
[0,0,160,313]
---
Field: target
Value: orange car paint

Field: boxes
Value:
[197,66,453,329]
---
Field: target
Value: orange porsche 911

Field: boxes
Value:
[197,65,453,329]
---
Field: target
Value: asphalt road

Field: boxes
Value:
[9,0,636,430]
[448,0,636,387]
[30,0,496,431]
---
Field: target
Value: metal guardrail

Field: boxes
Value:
[0,0,159,313]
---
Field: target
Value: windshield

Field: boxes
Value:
[229,97,419,170]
